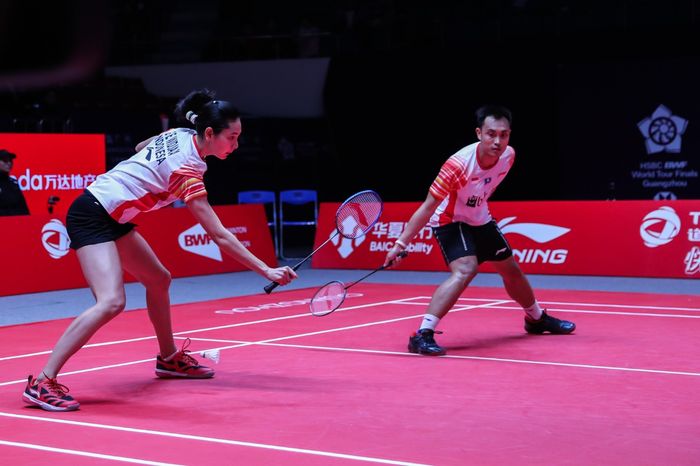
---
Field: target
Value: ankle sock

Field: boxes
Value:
[419,314,440,331]
[524,302,544,320]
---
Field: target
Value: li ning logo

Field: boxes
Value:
[497,217,571,264]
[637,105,688,154]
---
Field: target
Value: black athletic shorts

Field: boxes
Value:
[432,220,512,265]
[66,190,135,250]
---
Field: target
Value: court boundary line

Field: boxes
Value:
[0,297,423,363]
[0,412,430,466]
[181,336,700,378]
[415,297,700,313]
[0,439,182,465]
[401,302,700,319]
[0,300,508,386]
[3,294,698,365]
[3,295,700,385]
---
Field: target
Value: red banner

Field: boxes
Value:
[0,204,276,296]
[311,200,700,279]
[0,133,106,216]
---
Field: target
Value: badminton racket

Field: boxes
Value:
[308,251,408,316]
[264,189,383,294]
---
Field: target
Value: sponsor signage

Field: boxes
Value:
[0,133,106,216]
[0,204,276,296]
[631,105,699,199]
[311,200,700,279]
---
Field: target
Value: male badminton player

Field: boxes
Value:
[384,105,575,356]
[22,89,297,412]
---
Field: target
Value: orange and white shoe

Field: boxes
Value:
[155,338,215,379]
[22,374,80,412]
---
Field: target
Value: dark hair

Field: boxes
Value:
[0,149,17,161]
[475,105,512,128]
[174,89,241,137]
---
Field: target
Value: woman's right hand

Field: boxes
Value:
[384,245,406,267]
[266,266,297,285]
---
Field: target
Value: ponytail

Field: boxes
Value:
[174,89,241,136]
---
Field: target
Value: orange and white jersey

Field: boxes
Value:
[88,128,208,223]
[428,142,515,227]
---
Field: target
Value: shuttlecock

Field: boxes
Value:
[199,349,220,364]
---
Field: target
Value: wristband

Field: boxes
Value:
[395,239,408,250]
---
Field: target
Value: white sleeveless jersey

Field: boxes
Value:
[87,128,208,223]
[428,142,515,227]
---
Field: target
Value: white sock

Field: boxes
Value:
[419,314,440,331]
[163,349,179,361]
[524,301,544,320]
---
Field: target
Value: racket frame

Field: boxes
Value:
[264,190,383,294]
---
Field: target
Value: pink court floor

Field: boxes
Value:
[1,283,699,465]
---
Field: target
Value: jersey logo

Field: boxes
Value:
[466,195,483,208]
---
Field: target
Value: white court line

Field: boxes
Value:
[402,302,700,319]
[184,337,700,378]
[4,295,696,364]
[0,297,422,363]
[0,300,508,387]
[541,300,700,312]
[0,439,182,465]
[0,412,430,466]
[411,296,700,313]
[2,293,698,385]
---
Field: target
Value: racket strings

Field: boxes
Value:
[309,281,346,316]
[336,191,382,239]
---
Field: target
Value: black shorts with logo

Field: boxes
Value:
[432,220,512,265]
[66,190,135,250]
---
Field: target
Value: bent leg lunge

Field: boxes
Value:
[409,256,479,356]
[118,231,214,378]
[25,241,127,412]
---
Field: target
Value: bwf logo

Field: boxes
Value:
[637,105,688,154]
[178,223,251,261]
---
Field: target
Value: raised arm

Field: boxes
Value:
[186,196,296,285]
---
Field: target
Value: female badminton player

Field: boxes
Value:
[22,89,297,412]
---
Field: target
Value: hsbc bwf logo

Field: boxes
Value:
[637,105,688,154]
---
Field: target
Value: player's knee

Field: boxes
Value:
[452,266,478,285]
[98,295,126,318]
[143,268,172,290]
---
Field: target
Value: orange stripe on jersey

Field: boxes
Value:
[169,172,207,203]
[111,191,171,222]
[429,156,465,200]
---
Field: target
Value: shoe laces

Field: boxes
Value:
[41,373,70,397]
[175,338,200,366]
[418,329,443,344]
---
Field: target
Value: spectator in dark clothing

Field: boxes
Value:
[0,149,30,216]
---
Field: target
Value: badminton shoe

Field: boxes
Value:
[156,338,215,379]
[22,374,80,412]
[408,329,446,356]
[524,311,576,334]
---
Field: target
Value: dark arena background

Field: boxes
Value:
[2,0,700,202]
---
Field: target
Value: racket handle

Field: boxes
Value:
[264,281,280,294]
[263,261,304,294]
